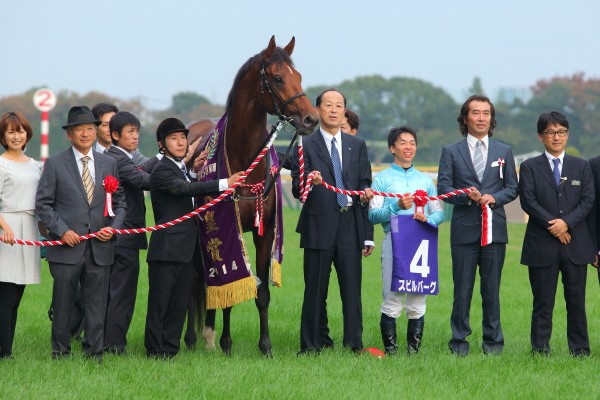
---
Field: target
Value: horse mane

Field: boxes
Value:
[225,47,295,114]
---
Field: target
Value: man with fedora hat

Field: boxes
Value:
[36,105,125,361]
[144,117,242,359]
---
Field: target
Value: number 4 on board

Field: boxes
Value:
[410,240,430,278]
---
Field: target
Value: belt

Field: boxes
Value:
[338,204,353,212]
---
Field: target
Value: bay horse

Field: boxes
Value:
[188,36,318,356]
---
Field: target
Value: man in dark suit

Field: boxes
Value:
[588,154,600,283]
[104,111,150,355]
[292,89,374,354]
[437,95,518,356]
[36,106,126,360]
[519,111,595,357]
[144,117,241,358]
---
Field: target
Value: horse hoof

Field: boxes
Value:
[262,350,273,358]
[202,327,216,351]
[220,337,233,356]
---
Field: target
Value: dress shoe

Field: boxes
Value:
[482,343,503,355]
[147,351,175,360]
[51,351,71,360]
[105,346,126,356]
[531,348,551,357]
[570,348,591,357]
[296,348,321,356]
[448,342,469,357]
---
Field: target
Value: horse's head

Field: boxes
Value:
[259,36,319,135]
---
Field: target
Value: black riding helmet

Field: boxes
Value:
[156,117,189,160]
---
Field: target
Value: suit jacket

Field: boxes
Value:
[106,146,150,250]
[146,156,220,264]
[35,148,126,266]
[437,138,518,245]
[291,130,372,250]
[520,154,595,267]
[588,156,600,254]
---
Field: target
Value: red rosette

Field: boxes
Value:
[103,176,119,193]
[413,189,429,214]
[102,176,119,217]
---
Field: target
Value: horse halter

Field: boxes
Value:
[259,61,306,120]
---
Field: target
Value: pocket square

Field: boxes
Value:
[571,180,580,186]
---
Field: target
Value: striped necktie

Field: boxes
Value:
[81,156,94,204]
[552,158,561,186]
[330,137,347,208]
[473,140,484,181]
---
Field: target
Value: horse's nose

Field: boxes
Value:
[303,114,318,130]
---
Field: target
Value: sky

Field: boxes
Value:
[3,0,599,109]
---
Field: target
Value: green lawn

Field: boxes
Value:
[2,208,600,399]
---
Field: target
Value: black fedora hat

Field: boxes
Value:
[62,106,101,130]
[156,117,189,142]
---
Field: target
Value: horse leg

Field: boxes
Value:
[219,307,233,355]
[184,298,197,350]
[203,309,216,351]
[254,233,274,357]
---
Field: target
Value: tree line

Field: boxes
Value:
[1,73,598,165]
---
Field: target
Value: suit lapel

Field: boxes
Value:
[536,154,559,191]
[457,139,478,179]
[341,134,352,184]
[312,131,334,177]
[93,154,105,206]
[65,148,89,204]
[560,155,574,192]
[483,141,499,182]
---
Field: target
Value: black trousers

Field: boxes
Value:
[300,210,363,352]
[49,243,110,356]
[144,260,193,356]
[105,246,140,351]
[449,242,505,354]
[0,282,25,357]
[528,247,589,352]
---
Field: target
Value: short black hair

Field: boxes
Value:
[344,109,359,131]
[387,126,417,148]
[91,102,119,120]
[315,88,346,107]
[109,111,141,145]
[537,111,569,134]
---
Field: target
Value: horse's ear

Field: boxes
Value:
[265,35,276,58]
[283,37,295,56]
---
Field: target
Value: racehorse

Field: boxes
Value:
[188,36,318,356]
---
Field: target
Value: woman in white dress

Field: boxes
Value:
[0,111,42,359]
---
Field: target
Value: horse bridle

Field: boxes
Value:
[259,61,306,120]
[233,61,306,202]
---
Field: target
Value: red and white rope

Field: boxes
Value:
[299,171,474,203]
[7,123,284,247]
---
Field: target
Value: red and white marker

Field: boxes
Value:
[33,88,57,162]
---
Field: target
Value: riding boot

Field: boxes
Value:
[380,321,398,355]
[407,316,424,355]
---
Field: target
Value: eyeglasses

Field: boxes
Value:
[543,129,568,137]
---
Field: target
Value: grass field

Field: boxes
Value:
[2,207,600,399]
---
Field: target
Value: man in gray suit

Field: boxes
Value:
[437,95,518,356]
[36,106,125,360]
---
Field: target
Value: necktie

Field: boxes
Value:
[81,156,94,204]
[330,137,347,208]
[553,158,561,186]
[473,140,484,181]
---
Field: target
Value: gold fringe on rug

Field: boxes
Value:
[270,259,282,288]
[206,276,258,309]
